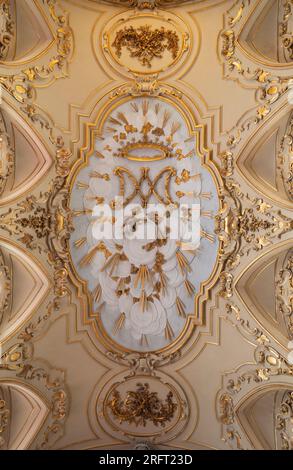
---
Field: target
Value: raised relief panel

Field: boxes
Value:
[2,0,293,451]
[0,0,73,103]
[0,383,49,450]
[278,111,293,202]
[0,0,54,64]
[0,384,10,449]
[238,0,293,65]
[236,388,280,450]
[239,0,280,64]
[95,370,191,445]
[69,95,221,353]
[0,247,11,327]
[276,249,293,339]
[0,102,52,204]
[235,243,293,347]
[236,108,293,207]
[275,389,293,450]
[219,0,293,119]
[232,387,293,450]
[0,0,15,61]
[237,0,293,66]
[96,8,196,80]
[0,241,50,343]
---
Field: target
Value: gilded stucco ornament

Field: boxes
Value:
[95,366,190,444]
[0,0,14,61]
[280,0,293,62]
[112,25,179,68]
[216,178,291,272]
[97,0,159,7]
[217,300,293,450]
[276,389,293,450]
[68,93,222,353]
[107,382,177,427]
[0,111,14,196]
[100,9,191,80]
[0,99,73,303]
[0,0,291,449]
[278,112,293,201]
[276,250,293,339]
[220,0,293,151]
[0,136,72,259]
[0,0,73,103]
[0,340,69,449]
[0,249,11,326]
[0,259,72,449]
[0,386,10,450]
[214,174,292,314]
[133,441,155,450]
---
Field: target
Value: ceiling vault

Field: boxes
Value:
[0,0,292,450]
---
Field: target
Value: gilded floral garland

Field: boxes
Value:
[107,382,177,427]
[112,25,179,68]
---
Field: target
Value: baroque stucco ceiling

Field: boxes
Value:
[0,0,292,451]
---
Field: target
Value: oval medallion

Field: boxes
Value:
[69,96,220,352]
